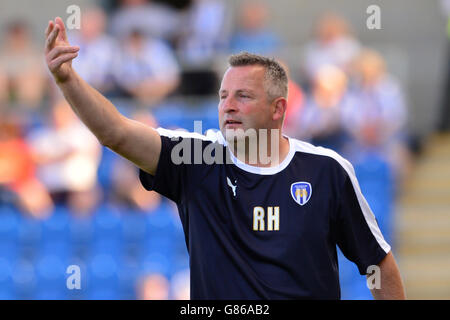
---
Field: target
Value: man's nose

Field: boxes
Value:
[222,97,238,113]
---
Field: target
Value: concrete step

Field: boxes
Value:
[396,204,450,217]
[406,172,450,185]
[400,193,450,206]
[395,133,450,299]
[398,259,450,299]
[397,244,450,257]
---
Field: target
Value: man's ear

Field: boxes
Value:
[272,97,287,121]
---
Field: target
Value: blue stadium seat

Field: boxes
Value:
[152,101,187,129]
[170,248,190,277]
[35,254,68,299]
[182,99,219,131]
[346,279,374,300]
[87,289,120,300]
[144,236,174,259]
[121,209,149,244]
[0,257,14,299]
[61,259,88,300]
[121,209,150,261]
[146,203,177,235]
[12,258,37,299]
[353,151,394,246]
[35,290,67,300]
[39,206,71,259]
[0,205,19,260]
[69,215,94,246]
[140,252,171,278]
[151,99,219,133]
[172,215,188,256]
[18,215,42,251]
[86,253,120,299]
[97,146,120,193]
[117,256,141,299]
[91,204,122,256]
[337,249,373,300]
[145,204,177,254]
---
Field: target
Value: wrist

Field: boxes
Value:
[55,68,76,86]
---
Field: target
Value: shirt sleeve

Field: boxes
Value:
[139,133,189,204]
[334,161,391,275]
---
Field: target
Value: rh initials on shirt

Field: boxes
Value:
[253,206,280,231]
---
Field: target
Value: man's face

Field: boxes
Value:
[218,65,273,141]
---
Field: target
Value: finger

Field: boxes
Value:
[48,52,78,72]
[55,17,68,42]
[45,20,54,38]
[45,25,60,52]
[47,45,79,61]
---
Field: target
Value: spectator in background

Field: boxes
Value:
[170,268,190,300]
[27,99,101,206]
[302,12,360,87]
[177,0,229,66]
[111,157,162,211]
[297,64,350,152]
[0,20,47,109]
[175,0,228,96]
[0,116,53,218]
[109,0,179,42]
[109,110,162,211]
[68,7,119,95]
[136,272,170,300]
[279,61,305,139]
[342,49,410,182]
[114,29,180,106]
[229,1,281,56]
[67,185,102,218]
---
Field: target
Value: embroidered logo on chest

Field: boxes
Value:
[290,182,312,206]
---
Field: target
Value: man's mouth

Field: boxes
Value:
[224,120,242,126]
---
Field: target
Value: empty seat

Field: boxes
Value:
[35,254,67,298]
[40,206,71,257]
[0,206,19,260]
[12,258,37,299]
[91,204,122,257]
[86,253,120,294]
[0,257,14,299]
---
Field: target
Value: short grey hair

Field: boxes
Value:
[228,52,289,102]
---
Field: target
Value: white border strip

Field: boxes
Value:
[226,136,296,175]
[292,140,391,254]
[156,127,223,143]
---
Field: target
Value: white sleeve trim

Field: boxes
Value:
[292,139,391,254]
[156,127,225,144]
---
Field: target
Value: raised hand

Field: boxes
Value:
[45,17,79,83]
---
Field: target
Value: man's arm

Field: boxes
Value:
[368,251,406,300]
[44,17,160,175]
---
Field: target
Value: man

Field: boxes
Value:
[45,17,406,299]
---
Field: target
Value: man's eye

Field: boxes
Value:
[239,94,249,98]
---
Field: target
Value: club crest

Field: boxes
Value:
[291,182,312,206]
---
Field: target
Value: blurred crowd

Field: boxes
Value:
[0,0,414,300]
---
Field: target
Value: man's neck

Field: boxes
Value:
[229,134,290,168]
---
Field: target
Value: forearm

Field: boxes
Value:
[369,251,406,300]
[56,70,125,147]
[45,17,162,176]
